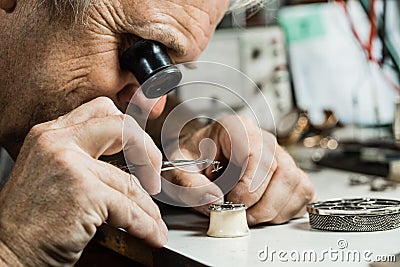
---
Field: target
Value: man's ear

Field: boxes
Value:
[0,0,16,12]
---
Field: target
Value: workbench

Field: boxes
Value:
[94,168,400,267]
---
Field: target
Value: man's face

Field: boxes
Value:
[0,0,229,150]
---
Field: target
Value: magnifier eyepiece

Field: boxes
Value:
[120,39,182,99]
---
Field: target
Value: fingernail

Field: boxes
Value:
[161,221,168,243]
[154,181,162,195]
[247,214,256,226]
[149,175,161,195]
[161,231,168,245]
[200,193,223,206]
[162,221,168,234]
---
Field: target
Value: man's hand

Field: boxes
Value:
[0,97,167,266]
[162,115,315,226]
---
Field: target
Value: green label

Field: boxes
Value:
[278,5,326,43]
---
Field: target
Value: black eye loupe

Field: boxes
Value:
[120,39,183,99]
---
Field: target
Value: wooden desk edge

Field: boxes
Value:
[94,224,207,267]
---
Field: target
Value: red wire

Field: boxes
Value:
[367,0,377,61]
[383,72,400,92]
[336,0,368,53]
[336,0,376,61]
[336,0,400,93]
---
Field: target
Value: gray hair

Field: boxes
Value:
[48,0,266,24]
[45,0,91,23]
[228,0,266,11]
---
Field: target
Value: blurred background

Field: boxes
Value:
[173,0,400,180]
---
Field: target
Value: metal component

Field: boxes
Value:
[125,159,222,173]
[348,174,372,186]
[160,159,221,172]
[370,177,397,192]
[209,202,246,211]
[307,198,400,232]
[348,175,397,192]
[210,161,223,173]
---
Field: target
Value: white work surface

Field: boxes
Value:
[162,168,400,266]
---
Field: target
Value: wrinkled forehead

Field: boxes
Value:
[46,0,265,24]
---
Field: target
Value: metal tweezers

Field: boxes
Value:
[126,159,222,172]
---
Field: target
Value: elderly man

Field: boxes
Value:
[0,0,314,265]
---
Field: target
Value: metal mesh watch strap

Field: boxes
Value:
[309,213,400,232]
[307,198,400,232]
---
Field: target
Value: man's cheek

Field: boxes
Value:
[148,95,167,119]
[86,53,127,93]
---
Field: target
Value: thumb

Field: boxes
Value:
[162,172,224,215]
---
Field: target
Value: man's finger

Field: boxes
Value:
[51,97,122,129]
[162,149,224,214]
[93,182,168,248]
[245,168,300,226]
[163,172,224,214]
[269,174,315,224]
[69,114,162,195]
[226,168,274,209]
[68,115,125,157]
[224,128,277,208]
[123,116,162,195]
[90,160,163,221]
[245,150,313,226]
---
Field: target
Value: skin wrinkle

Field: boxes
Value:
[11,233,37,265]
[12,27,110,151]
[57,60,91,83]
[47,0,265,24]
[168,8,208,53]
[162,0,211,45]
[157,12,203,56]
[105,0,127,33]
[93,1,119,33]
[161,3,194,32]
[85,1,123,34]
[122,1,150,29]
[146,22,184,57]
[112,0,227,59]
[185,10,212,53]
[83,190,107,228]
[270,180,300,215]
[88,1,188,58]
[62,76,91,99]
[125,14,185,57]
[58,47,117,65]
[183,2,210,24]
[45,35,123,112]
[86,15,114,35]
[183,4,210,37]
